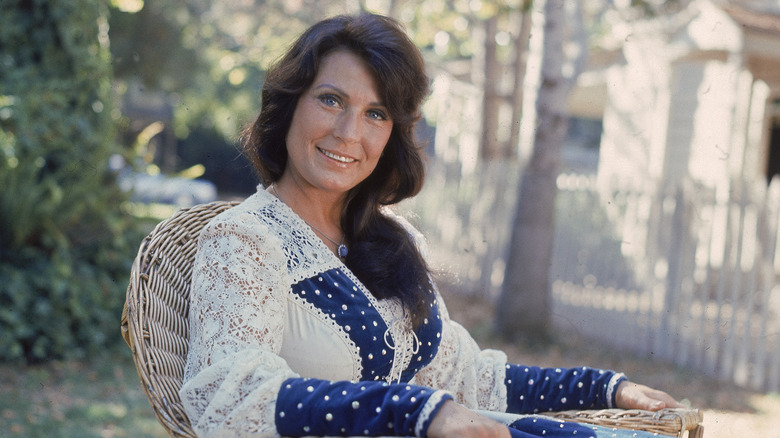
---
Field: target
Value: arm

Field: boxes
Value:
[414,292,627,414]
[180,215,296,436]
[180,212,455,437]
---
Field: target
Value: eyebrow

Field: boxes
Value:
[313,83,387,108]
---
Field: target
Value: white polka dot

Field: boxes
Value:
[352,401,360,409]
[279,412,285,418]
[326,413,333,421]
[307,386,314,392]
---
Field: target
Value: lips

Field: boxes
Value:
[318,147,356,163]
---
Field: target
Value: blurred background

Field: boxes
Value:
[2,0,780,436]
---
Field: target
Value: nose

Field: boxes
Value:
[333,110,361,145]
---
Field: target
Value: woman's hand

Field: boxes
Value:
[427,400,511,438]
[615,381,684,411]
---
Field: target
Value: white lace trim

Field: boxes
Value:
[414,389,452,437]
[606,373,626,408]
[384,316,420,383]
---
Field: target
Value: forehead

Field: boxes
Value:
[313,50,383,99]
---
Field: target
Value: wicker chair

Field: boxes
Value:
[121,201,704,438]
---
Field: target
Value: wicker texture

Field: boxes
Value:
[544,408,703,438]
[122,201,238,438]
[122,201,703,438]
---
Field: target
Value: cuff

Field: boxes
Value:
[414,390,453,437]
[606,373,627,408]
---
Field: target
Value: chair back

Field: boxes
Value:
[121,201,238,437]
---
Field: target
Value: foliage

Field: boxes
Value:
[0,0,141,362]
[177,126,258,195]
[108,0,342,142]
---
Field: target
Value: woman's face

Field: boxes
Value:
[282,49,393,197]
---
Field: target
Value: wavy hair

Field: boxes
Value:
[242,13,433,325]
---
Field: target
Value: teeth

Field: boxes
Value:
[319,148,355,163]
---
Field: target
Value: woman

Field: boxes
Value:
[180,13,682,437]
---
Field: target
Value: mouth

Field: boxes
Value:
[318,147,356,163]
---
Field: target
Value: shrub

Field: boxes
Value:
[0,0,140,362]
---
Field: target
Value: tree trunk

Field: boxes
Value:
[496,0,578,340]
[507,4,533,159]
[480,15,501,160]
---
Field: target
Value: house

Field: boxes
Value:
[568,0,780,196]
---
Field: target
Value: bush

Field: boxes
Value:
[0,0,140,362]
[177,126,258,196]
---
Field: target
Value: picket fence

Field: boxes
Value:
[401,160,780,392]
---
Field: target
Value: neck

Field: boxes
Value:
[272,178,344,226]
[269,180,348,256]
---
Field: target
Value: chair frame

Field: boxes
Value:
[122,201,703,438]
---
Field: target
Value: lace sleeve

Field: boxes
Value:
[180,211,299,437]
[412,290,510,412]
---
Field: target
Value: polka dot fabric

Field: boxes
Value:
[288,268,442,384]
[505,366,627,414]
[275,378,452,436]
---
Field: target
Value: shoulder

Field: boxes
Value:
[199,188,282,241]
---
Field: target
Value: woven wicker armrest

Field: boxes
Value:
[543,408,703,438]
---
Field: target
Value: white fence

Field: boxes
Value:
[401,161,780,392]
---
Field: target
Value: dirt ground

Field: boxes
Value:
[441,288,780,437]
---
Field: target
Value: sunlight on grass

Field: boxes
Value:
[0,349,168,437]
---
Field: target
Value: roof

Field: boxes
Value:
[722,3,780,36]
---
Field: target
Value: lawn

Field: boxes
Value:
[0,347,167,438]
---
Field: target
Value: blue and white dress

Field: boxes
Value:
[180,188,666,438]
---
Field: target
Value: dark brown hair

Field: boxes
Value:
[242,13,433,324]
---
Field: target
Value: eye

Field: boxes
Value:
[367,109,388,121]
[318,94,341,108]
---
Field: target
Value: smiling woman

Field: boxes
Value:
[177,13,684,438]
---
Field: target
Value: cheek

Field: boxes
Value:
[370,128,393,159]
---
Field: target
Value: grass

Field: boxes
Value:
[0,347,167,438]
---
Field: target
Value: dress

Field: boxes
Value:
[180,188,666,438]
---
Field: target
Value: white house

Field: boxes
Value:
[569,0,780,197]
